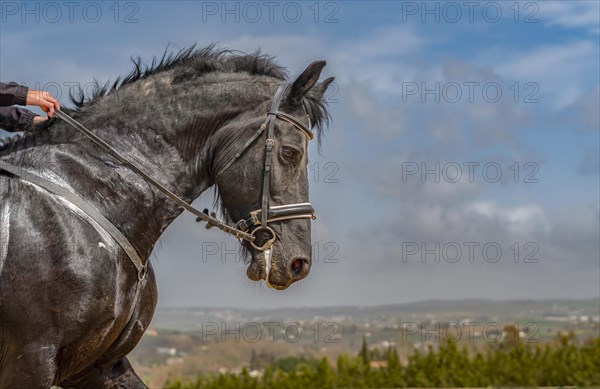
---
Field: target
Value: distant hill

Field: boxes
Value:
[151,298,600,331]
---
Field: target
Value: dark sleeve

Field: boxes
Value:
[0,82,28,106]
[0,106,35,132]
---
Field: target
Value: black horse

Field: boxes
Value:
[0,46,333,388]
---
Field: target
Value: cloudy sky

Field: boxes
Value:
[1,1,598,308]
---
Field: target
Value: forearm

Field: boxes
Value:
[0,82,28,107]
[0,106,35,132]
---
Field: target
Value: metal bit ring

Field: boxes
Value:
[250,226,277,251]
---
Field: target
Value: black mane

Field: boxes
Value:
[69,44,287,110]
[1,44,331,152]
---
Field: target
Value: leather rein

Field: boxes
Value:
[58,81,316,252]
[1,81,315,252]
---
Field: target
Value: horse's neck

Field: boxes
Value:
[19,75,261,258]
[22,116,212,259]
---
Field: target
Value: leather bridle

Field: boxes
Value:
[212,82,316,251]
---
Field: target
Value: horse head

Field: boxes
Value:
[211,61,334,290]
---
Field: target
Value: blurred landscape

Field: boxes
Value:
[130,298,600,387]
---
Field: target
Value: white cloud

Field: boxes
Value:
[466,200,546,235]
[494,40,599,108]
[329,25,426,94]
[228,25,425,96]
[538,1,600,33]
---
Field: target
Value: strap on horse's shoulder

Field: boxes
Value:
[0,159,146,322]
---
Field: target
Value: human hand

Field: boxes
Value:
[32,115,48,125]
[26,90,60,117]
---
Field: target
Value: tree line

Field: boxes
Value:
[165,330,600,388]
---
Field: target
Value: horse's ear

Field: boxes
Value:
[311,76,335,99]
[287,60,327,104]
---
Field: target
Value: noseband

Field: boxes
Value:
[212,82,316,251]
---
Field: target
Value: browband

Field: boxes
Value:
[268,111,314,140]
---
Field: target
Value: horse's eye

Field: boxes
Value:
[282,147,297,161]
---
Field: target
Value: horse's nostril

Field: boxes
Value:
[290,258,309,279]
[292,259,302,272]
